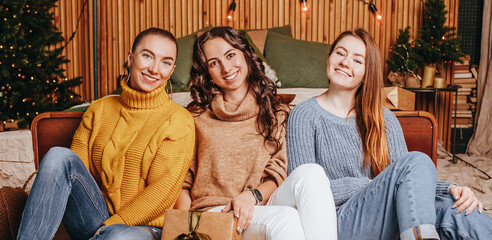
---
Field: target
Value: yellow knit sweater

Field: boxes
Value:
[70,80,195,227]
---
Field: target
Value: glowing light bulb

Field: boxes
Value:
[301,0,308,11]
[227,0,236,21]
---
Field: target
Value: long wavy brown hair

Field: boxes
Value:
[188,26,287,154]
[330,29,389,176]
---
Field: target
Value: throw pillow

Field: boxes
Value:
[264,32,331,88]
[171,26,212,92]
[267,25,293,37]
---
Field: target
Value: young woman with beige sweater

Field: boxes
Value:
[173,26,337,240]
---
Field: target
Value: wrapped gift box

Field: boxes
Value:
[0,130,35,188]
[162,209,241,240]
[383,87,415,111]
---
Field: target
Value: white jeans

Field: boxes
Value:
[209,164,337,240]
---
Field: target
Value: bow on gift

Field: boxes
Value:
[175,211,211,240]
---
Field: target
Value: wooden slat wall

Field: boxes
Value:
[52,0,459,150]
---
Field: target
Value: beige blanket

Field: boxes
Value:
[437,145,492,216]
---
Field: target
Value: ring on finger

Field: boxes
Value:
[235,213,240,218]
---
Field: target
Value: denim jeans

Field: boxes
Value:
[435,193,492,239]
[337,152,438,240]
[17,147,162,240]
[336,151,492,240]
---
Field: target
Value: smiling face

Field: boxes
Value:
[326,35,366,91]
[127,34,177,92]
[202,37,249,98]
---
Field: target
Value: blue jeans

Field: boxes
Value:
[435,193,492,239]
[336,151,492,240]
[17,147,162,240]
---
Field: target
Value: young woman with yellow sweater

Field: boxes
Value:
[173,26,337,240]
[17,28,195,240]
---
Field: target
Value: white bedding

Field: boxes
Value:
[69,88,329,110]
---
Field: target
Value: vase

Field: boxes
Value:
[421,65,436,88]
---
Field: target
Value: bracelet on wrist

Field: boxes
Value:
[246,188,263,205]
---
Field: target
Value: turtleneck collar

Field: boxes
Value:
[119,79,170,109]
[211,91,259,121]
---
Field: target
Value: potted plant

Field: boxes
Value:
[414,0,465,88]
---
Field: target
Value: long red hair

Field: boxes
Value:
[330,29,389,176]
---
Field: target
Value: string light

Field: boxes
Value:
[301,0,308,12]
[360,0,382,21]
[227,0,236,21]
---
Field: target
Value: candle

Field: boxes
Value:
[434,76,446,88]
[421,65,436,88]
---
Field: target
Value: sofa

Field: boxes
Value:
[32,25,438,239]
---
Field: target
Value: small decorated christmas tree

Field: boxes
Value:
[387,26,418,74]
[414,0,464,68]
[0,0,82,128]
[387,27,420,87]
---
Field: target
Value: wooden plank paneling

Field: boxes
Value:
[53,0,460,149]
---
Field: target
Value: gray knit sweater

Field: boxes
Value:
[287,97,451,208]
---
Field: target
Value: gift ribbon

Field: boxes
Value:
[175,211,212,240]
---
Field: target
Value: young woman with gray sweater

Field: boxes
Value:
[287,29,492,240]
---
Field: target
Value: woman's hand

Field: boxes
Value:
[93,226,103,238]
[449,185,484,215]
[221,191,257,234]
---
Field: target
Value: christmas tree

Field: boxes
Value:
[414,0,464,67]
[387,26,418,74]
[0,0,82,128]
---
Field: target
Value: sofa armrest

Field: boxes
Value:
[394,111,438,166]
[31,111,84,169]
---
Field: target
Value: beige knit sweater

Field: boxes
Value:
[183,91,288,211]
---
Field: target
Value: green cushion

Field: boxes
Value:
[267,25,293,37]
[264,32,330,88]
[170,32,197,92]
[170,26,213,92]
